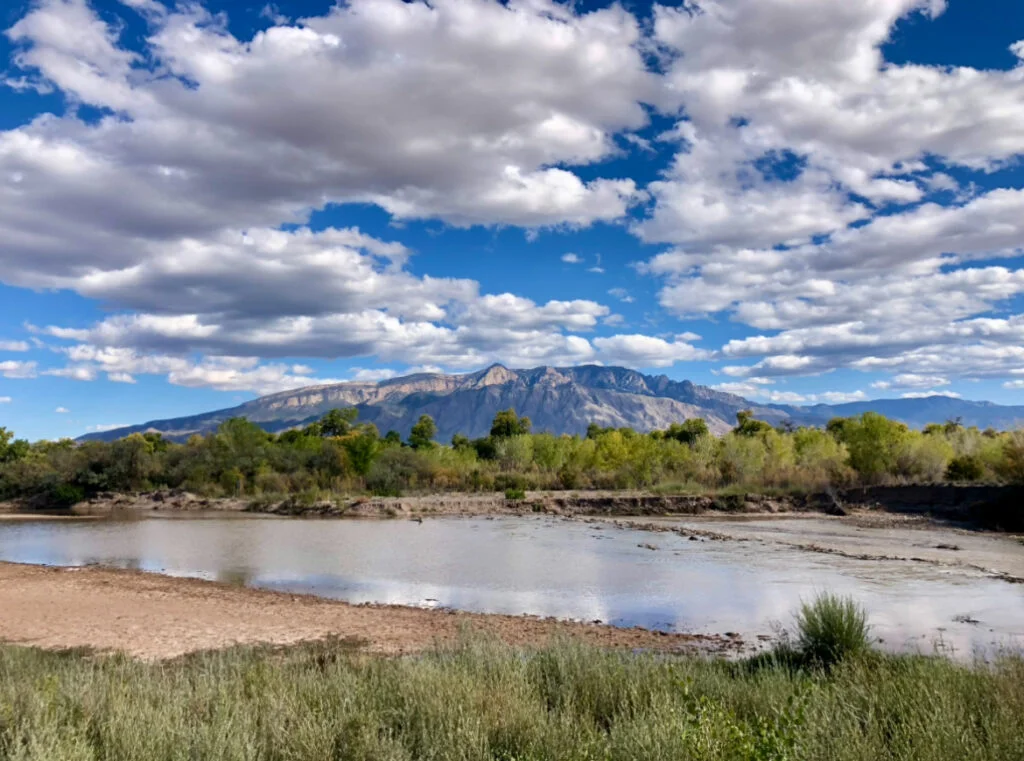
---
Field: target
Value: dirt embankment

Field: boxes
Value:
[0,562,741,660]
[3,484,1020,529]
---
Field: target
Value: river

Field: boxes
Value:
[0,513,1020,657]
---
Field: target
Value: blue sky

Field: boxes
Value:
[2,0,1024,441]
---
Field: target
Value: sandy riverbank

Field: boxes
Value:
[0,561,743,660]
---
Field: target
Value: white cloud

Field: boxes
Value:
[55,406,69,413]
[900,390,962,399]
[352,368,399,382]
[44,366,98,381]
[86,422,130,432]
[3,0,1024,394]
[0,396,11,403]
[710,379,866,405]
[634,0,1024,385]
[872,374,950,390]
[608,288,634,303]
[591,334,710,367]
[1,0,652,284]
[810,390,868,405]
[0,361,37,379]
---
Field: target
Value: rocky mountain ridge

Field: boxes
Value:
[78,364,1024,442]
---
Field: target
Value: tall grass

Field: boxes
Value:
[0,636,1022,760]
[795,593,871,667]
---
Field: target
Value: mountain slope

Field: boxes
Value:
[77,365,1024,442]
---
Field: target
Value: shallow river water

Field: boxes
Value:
[0,514,1021,657]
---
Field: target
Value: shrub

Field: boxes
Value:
[795,593,871,667]
[47,482,85,507]
[945,455,985,482]
[366,447,433,494]
[504,487,526,501]
[998,430,1024,484]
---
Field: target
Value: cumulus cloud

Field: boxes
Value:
[710,378,866,405]
[900,390,962,399]
[4,0,1024,394]
[1,0,652,287]
[872,374,950,391]
[0,396,11,403]
[0,361,37,379]
[634,0,1024,385]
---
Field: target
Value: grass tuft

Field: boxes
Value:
[795,592,871,667]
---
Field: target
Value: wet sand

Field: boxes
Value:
[0,561,739,660]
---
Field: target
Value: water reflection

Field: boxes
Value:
[0,515,1021,658]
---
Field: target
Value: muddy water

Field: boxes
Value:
[0,514,1021,658]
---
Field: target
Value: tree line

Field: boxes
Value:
[1,408,1022,505]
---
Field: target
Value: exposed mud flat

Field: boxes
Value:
[0,561,738,660]
[611,513,1024,584]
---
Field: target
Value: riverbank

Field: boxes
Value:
[5,483,1021,529]
[0,561,740,660]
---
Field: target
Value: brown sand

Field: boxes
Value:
[0,561,738,660]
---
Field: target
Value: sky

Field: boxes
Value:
[2,0,1024,441]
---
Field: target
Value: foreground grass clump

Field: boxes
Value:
[795,593,871,667]
[0,637,1022,761]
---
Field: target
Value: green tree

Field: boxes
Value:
[343,425,380,476]
[829,412,909,481]
[733,410,774,437]
[451,433,472,451]
[319,408,359,438]
[383,430,403,447]
[408,415,437,450]
[665,418,709,446]
[0,427,29,463]
[490,409,531,439]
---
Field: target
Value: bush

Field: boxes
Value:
[795,593,871,667]
[504,487,526,501]
[47,482,85,508]
[366,447,433,495]
[945,455,985,482]
[998,431,1024,484]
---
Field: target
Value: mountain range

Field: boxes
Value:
[78,365,1024,442]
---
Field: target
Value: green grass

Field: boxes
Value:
[0,636,1022,761]
[793,593,871,667]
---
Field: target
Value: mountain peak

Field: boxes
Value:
[471,363,518,387]
[76,364,1024,444]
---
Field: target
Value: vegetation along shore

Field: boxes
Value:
[2,407,1023,528]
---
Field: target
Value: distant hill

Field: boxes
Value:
[77,365,1024,442]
